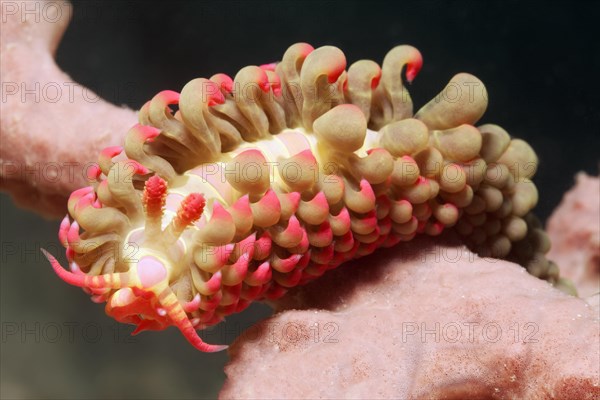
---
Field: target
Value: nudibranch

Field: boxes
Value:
[42,43,569,352]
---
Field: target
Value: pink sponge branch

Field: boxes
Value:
[0,1,137,218]
[221,234,600,398]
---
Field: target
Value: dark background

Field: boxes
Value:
[1,1,598,399]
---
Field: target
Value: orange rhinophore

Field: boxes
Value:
[42,43,565,352]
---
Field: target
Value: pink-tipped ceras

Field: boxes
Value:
[43,42,566,352]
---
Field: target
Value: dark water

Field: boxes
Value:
[1,1,598,398]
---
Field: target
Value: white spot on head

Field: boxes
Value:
[137,256,167,288]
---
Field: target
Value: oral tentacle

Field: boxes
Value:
[157,286,227,352]
[42,249,130,290]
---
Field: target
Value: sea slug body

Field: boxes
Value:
[43,42,569,352]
